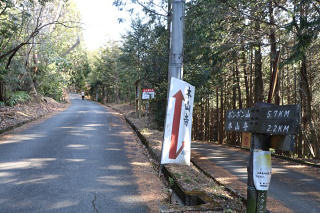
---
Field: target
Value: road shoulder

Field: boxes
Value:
[106,103,246,212]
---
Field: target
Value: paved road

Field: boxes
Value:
[0,94,148,213]
[192,142,320,213]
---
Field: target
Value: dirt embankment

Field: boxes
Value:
[0,97,68,133]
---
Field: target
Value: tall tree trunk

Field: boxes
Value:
[300,54,318,158]
[249,46,254,106]
[205,96,210,140]
[252,4,264,103]
[219,83,224,144]
[268,0,280,104]
[286,57,291,105]
[0,81,6,102]
[200,99,204,140]
[298,2,319,158]
[231,66,237,145]
[216,88,219,143]
[102,85,105,103]
[26,54,38,98]
[296,62,303,157]
[235,59,242,109]
[254,39,263,102]
[232,66,237,109]
[241,43,250,107]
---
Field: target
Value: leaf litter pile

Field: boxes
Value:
[0,97,67,131]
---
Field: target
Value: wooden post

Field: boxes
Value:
[247,133,270,213]
[138,82,142,118]
[135,80,142,118]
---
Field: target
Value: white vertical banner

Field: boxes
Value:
[160,77,195,165]
[253,150,272,191]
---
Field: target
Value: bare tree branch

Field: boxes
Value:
[61,37,80,57]
[5,42,32,68]
[218,0,287,29]
[146,0,168,14]
[0,0,77,69]
[0,34,36,63]
[0,3,9,16]
[312,2,320,15]
[25,45,34,67]
[135,0,167,17]
[1,19,80,68]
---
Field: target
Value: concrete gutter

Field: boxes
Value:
[190,157,247,205]
[122,116,236,212]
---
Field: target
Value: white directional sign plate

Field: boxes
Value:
[161,77,195,165]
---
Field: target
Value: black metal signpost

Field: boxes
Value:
[225,103,301,213]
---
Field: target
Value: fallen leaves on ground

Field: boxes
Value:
[0,98,67,131]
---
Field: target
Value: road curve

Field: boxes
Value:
[192,142,320,213]
[0,94,149,213]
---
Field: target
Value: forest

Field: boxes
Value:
[1,0,320,160]
[0,0,90,104]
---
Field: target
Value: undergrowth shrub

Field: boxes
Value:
[36,64,66,101]
[7,91,30,106]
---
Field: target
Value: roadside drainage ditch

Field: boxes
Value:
[124,117,224,212]
[161,165,224,212]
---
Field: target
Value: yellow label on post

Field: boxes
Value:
[241,132,251,149]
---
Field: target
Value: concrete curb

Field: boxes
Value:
[217,143,320,169]
[271,153,320,168]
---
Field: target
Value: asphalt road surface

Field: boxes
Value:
[193,142,320,213]
[0,94,149,213]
